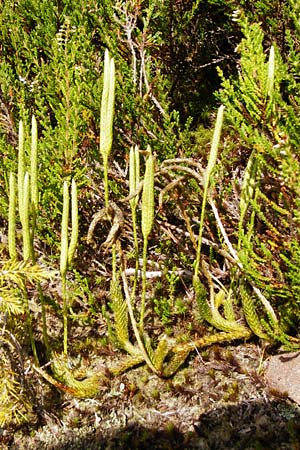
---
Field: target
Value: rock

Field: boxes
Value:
[265,351,300,404]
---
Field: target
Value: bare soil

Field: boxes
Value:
[2,341,300,450]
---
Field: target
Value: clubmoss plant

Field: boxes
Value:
[129,145,140,299]
[193,104,224,277]
[140,145,155,331]
[100,49,115,209]
[60,179,78,355]
[7,118,46,364]
[8,172,17,260]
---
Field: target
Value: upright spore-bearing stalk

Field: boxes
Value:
[30,115,38,216]
[22,172,31,262]
[140,146,154,330]
[8,173,17,260]
[194,105,224,277]
[60,179,78,354]
[129,145,140,298]
[68,179,78,266]
[60,181,70,354]
[100,49,115,208]
[17,120,25,226]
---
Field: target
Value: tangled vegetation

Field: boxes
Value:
[1,0,300,433]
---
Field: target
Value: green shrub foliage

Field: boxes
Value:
[217,13,300,331]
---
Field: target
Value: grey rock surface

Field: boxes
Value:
[265,351,300,404]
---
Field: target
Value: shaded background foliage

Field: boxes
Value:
[154,0,240,124]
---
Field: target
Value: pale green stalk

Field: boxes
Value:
[17,120,25,225]
[121,264,160,376]
[28,115,39,259]
[140,146,154,330]
[129,146,140,299]
[29,116,50,355]
[100,49,115,208]
[60,181,69,354]
[59,179,78,354]
[22,172,31,261]
[21,171,39,364]
[129,146,140,210]
[15,120,39,364]
[30,115,38,251]
[67,179,78,266]
[8,173,17,260]
[194,105,224,277]
[30,115,38,213]
[141,147,154,242]
[60,181,69,276]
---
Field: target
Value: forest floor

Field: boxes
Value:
[2,339,300,450]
